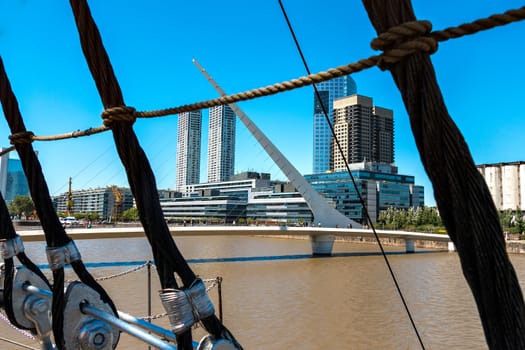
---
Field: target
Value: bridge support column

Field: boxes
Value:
[448,241,456,252]
[405,239,415,253]
[310,235,335,256]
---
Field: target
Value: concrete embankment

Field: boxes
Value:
[270,234,525,254]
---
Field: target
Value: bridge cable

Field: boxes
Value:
[276,1,426,348]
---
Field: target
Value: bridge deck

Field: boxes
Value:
[16,225,451,243]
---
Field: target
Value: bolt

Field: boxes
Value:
[80,320,112,349]
[92,332,106,347]
[30,299,49,315]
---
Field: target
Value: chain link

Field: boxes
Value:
[0,311,36,340]
[65,262,150,283]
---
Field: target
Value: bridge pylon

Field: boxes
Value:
[194,59,360,255]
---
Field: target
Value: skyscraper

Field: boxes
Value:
[176,111,202,191]
[207,105,236,183]
[313,75,357,174]
[332,94,393,171]
[0,148,30,203]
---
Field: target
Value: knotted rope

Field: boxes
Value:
[371,20,438,70]
[9,131,35,145]
[362,0,525,348]
[7,5,524,145]
[101,106,137,127]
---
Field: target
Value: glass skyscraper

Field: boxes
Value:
[0,149,30,203]
[305,164,424,223]
[313,75,357,174]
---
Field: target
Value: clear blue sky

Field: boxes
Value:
[1,1,524,206]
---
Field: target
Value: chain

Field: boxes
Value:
[65,262,149,283]
[0,311,36,341]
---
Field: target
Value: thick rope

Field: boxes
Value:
[0,56,117,350]
[1,189,50,332]
[5,5,524,145]
[362,1,525,348]
[68,1,242,349]
[135,5,525,117]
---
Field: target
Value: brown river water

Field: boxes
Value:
[3,235,525,349]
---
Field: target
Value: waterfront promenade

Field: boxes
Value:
[16,225,453,254]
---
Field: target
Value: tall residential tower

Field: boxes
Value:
[313,75,357,174]
[207,105,236,183]
[332,94,394,171]
[176,111,202,191]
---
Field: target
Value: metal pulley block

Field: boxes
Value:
[197,335,240,350]
[63,282,120,350]
[12,266,52,330]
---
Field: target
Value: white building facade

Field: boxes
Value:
[175,110,202,191]
[207,105,235,183]
[478,161,525,210]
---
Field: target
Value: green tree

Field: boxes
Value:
[9,196,35,219]
[499,209,514,229]
[121,207,139,221]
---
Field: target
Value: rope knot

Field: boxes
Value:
[9,131,35,145]
[101,106,137,127]
[370,20,438,70]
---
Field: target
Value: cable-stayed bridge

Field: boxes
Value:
[17,226,453,255]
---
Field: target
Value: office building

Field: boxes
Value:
[332,95,394,171]
[176,110,202,191]
[53,186,133,220]
[160,195,246,224]
[180,171,271,201]
[207,105,236,183]
[159,172,311,225]
[305,162,424,223]
[246,191,312,224]
[313,75,357,174]
[478,161,525,210]
[0,148,30,203]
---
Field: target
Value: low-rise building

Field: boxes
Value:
[305,162,424,224]
[52,186,133,220]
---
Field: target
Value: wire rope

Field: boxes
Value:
[277,1,426,348]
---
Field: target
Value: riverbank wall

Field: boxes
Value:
[266,234,525,254]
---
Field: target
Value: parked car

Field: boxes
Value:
[60,216,79,226]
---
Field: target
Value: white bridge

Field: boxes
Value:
[17,226,454,255]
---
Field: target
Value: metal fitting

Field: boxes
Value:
[46,241,81,271]
[12,267,52,330]
[0,235,24,259]
[160,279,214,335]
[23,294,52,340]
[64,282,120,349]
[197,335,240,350]
[79,319,113,350]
